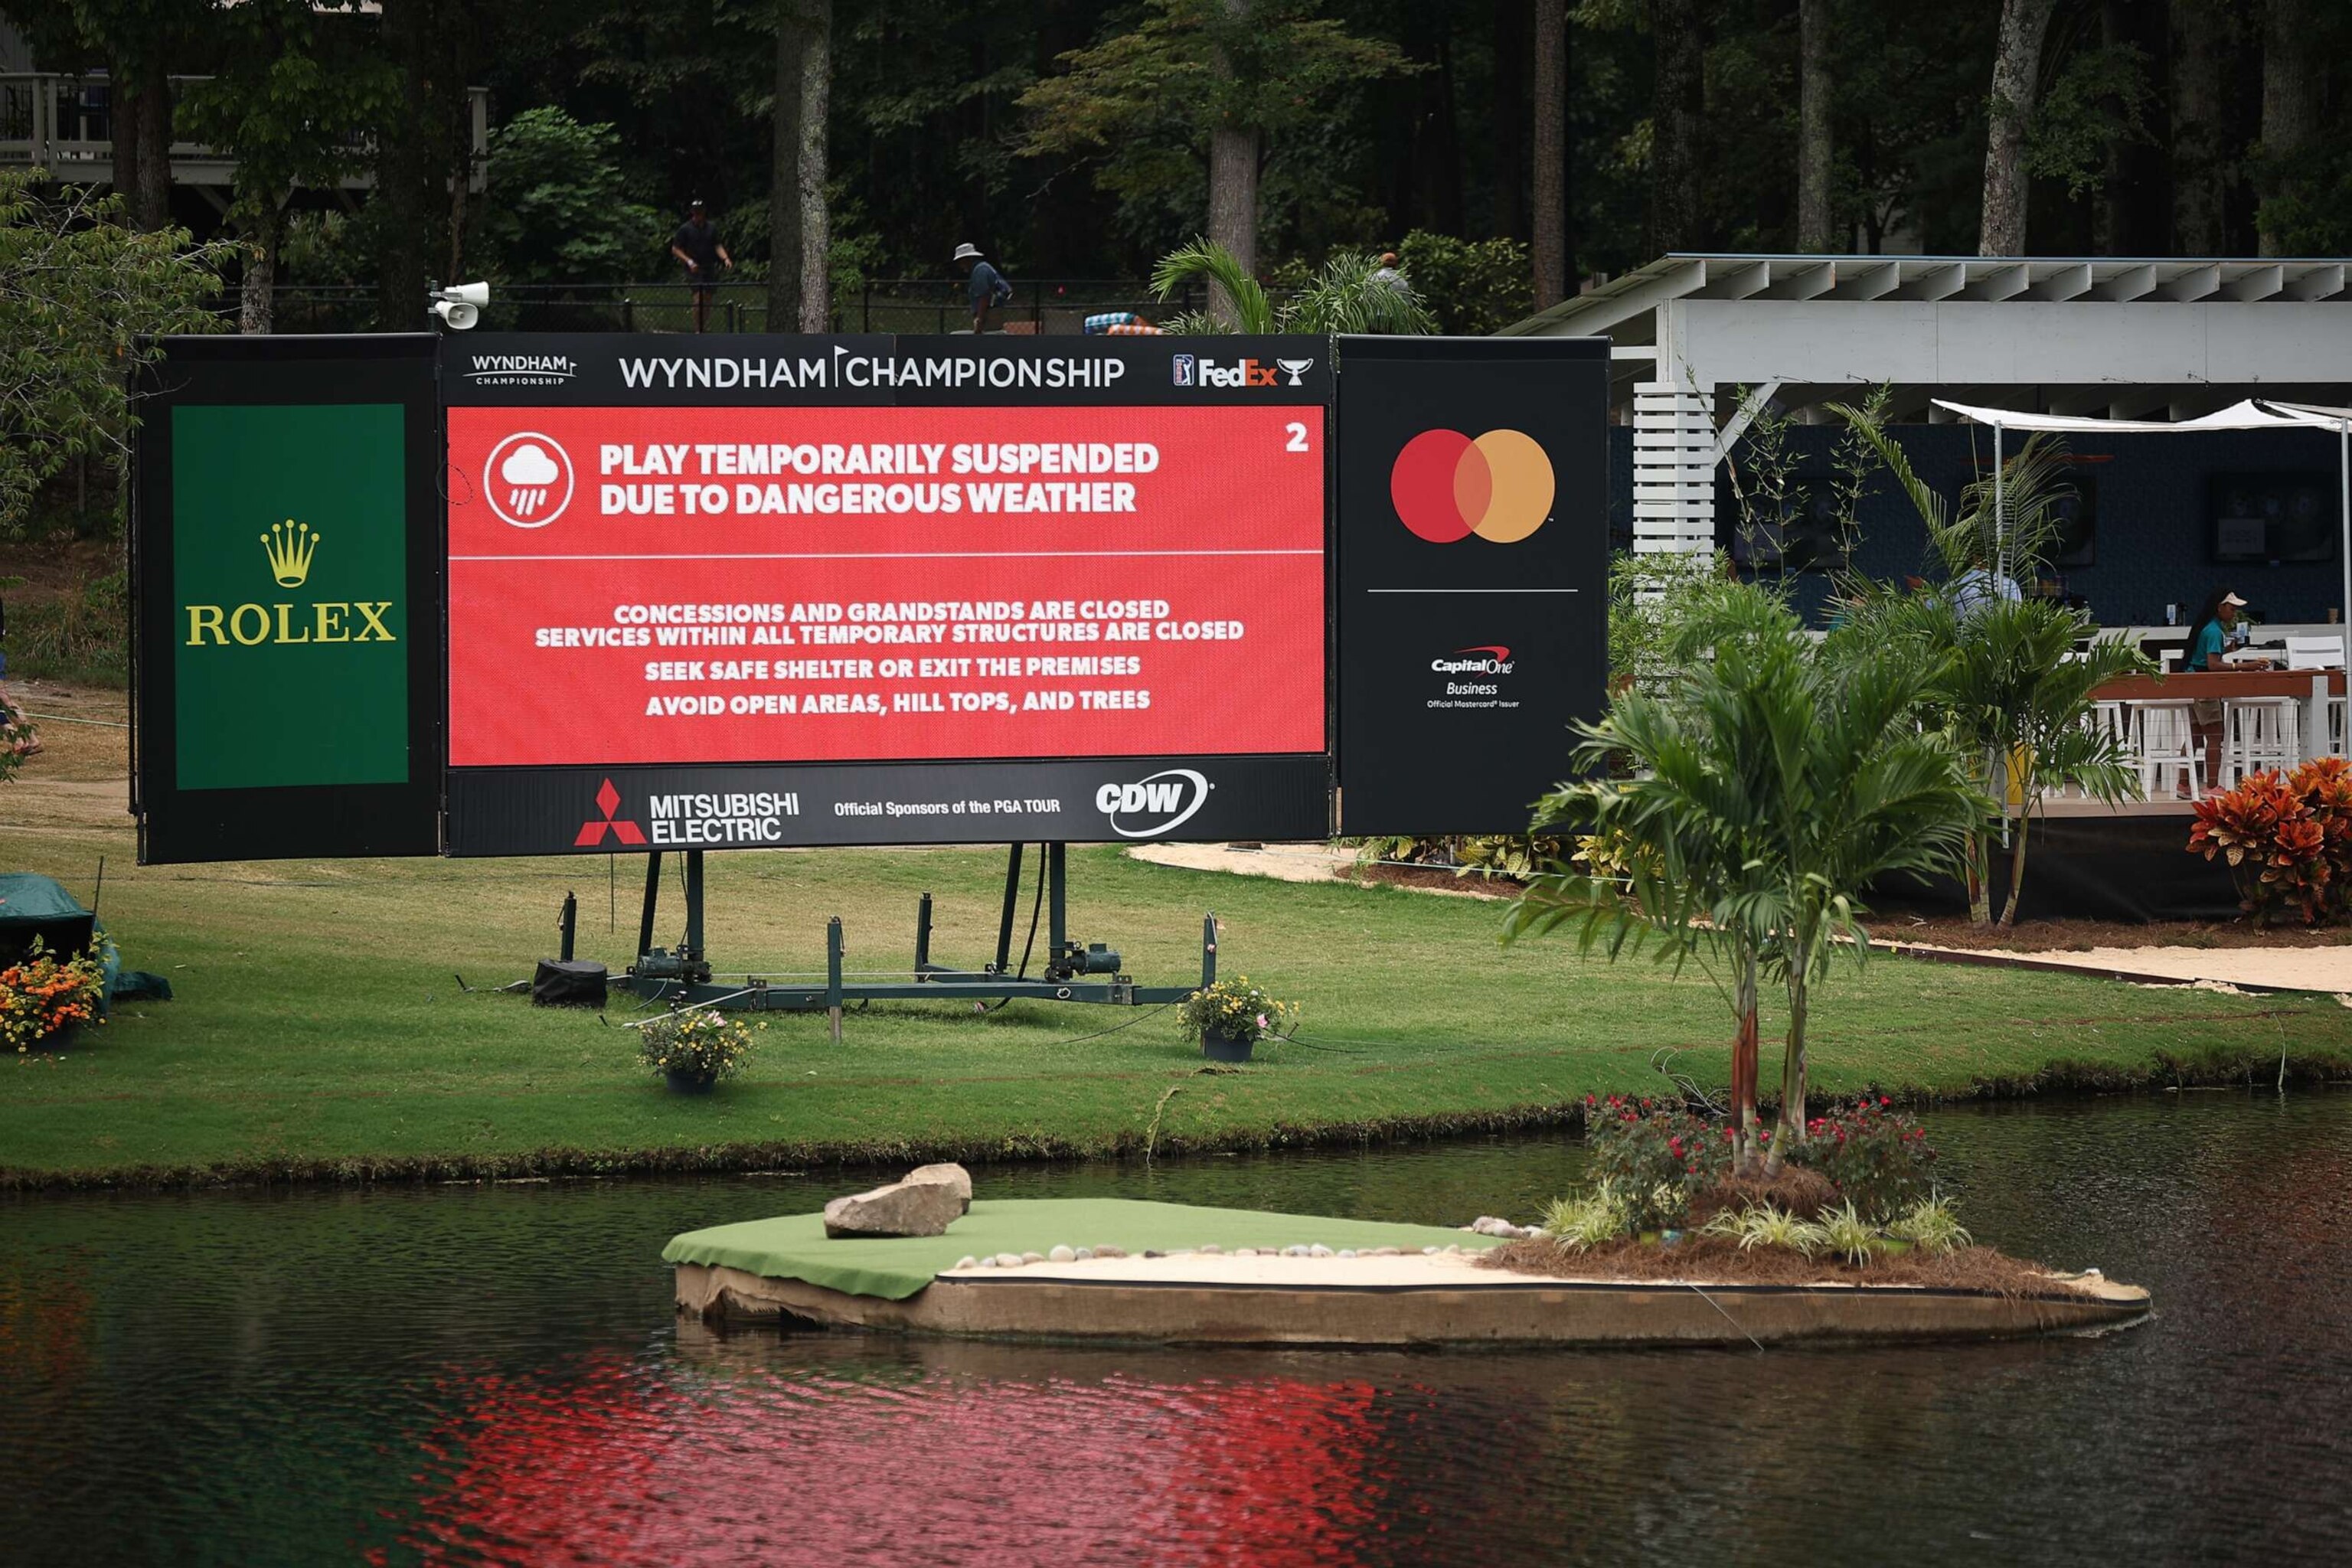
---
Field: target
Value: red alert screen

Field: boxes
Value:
[445,406,1326,768]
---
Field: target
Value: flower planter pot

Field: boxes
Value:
[664,1067,718,1094]
[34,1023,83,1053]
[1200,1027,1254,1063]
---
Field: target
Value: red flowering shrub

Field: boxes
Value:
[1583,1094,1734,1227]
[2188,758,2352,925]
[1781,1096,1937,1220]
[1584,1093,1938,1223]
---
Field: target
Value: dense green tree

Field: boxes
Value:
[1018,0,1406,319]
[0,173,230,537]
[474,108,665,287]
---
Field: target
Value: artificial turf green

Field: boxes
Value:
[4,832,2349,1184]
[665,1197,1503,1298]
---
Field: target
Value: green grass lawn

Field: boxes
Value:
[6,808,2350,1184]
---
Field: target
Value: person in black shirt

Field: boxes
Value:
[954,242,1013,332]
[669,200,733,333]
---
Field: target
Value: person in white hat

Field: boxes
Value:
[955,242,1013,333]
[2184,588,2270,793]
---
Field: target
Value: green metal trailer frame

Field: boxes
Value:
[621,844,1216,1027]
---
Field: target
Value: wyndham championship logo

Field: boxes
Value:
[1096,768,1211,838]
[467,352,578,387]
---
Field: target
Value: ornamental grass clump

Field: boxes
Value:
[1887,1192,1974,1255]
[1,938,106,1054]
[1815,1200,1880,1266]
[1176,977,1297,1047]
[637,1008,759,1085]
[1704,1204,1830,1258]
[1540,1187,1634,1250]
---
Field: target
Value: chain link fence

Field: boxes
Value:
[266,279,1231,335]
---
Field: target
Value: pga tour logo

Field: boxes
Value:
[1096,768,1211,838]
[1171,354,1312,389]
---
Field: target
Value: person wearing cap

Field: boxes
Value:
[1370,250,1412,302]
[670,200,733,333]
[955,243,1013,333]
[2184,588,2271,792]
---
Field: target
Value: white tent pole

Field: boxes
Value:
[1994,423,2007,586]
[2341,419,2350,686]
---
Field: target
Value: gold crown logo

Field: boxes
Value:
[260,519,320,588]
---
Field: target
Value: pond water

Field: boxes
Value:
[3,1090,2347,1566]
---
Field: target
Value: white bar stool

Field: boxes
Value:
[2223,697,2300,785]
[2131,699,2204,799]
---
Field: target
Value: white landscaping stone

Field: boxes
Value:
[1048,1245,1076,1263]
[994,1253,1024,1269]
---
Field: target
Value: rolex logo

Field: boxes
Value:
[261,520,320,588]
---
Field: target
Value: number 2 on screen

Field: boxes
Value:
[1285,421,1311,453]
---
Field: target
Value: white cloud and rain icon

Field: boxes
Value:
[500,442,564,518]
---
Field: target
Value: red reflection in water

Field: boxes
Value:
[393,1354,1393,1566]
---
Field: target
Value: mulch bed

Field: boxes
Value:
[1478,1235,2093,1297]
[1342,866,2344,954]
[1870,913,2352,952]
[1339,863,1524,897]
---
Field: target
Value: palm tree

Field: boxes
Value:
[1150,239,1437,335]
[1834,593,2148,926]
[1830,408,2152,924]
[1509,583,1981,1173]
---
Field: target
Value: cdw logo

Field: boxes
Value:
[1095,769,1211,838]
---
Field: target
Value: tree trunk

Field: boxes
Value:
[109,54,173,230]
[1531,0,1567,306]
[1202,1,1260,326]
[1732,952,1761,1177]
[2257,0,2322,256]
[238,203,279,335]
[769,5,804,332]
[1492,0,1529,241]
[794,0,831,332]
[1647,0,1705,255]
[1979,0,2058,256]
[1796,0,1834,252]
[1762,974,1809,1178]
[2168,0,2232,255]
[1998,797,2034,927]
[1965,826,1992,925]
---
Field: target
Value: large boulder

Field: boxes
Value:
[822,1163,972,1238]
[904,1162,972,1214]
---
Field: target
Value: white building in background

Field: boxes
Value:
[1501,253,2352,559]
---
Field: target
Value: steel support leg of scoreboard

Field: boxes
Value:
[622,844,1216,1014]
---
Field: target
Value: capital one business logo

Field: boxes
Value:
[1389,429,1555,544]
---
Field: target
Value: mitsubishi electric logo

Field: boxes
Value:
[1095,768,1211,838]
[575,779,647,847]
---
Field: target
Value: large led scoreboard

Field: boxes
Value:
[130,331,1606,866]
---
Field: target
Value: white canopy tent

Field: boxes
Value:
[1929,397,2352,665]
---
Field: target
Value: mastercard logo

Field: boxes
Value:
[1390,428,1554,544]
